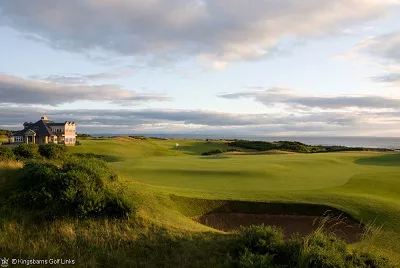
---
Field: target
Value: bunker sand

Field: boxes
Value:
[195,213,364,243]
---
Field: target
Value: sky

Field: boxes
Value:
[1,0,400,137]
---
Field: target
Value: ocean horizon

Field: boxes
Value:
[92,134,400,150]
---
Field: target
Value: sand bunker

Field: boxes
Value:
[195,213,364,243]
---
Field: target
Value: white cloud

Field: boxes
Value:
[219,87,400,110]
[1,105,399,136]
[0,0,397,67]
[340,31,400,85]
[0,74,170,106]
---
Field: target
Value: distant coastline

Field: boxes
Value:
[89,134,400,150]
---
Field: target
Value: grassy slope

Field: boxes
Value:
[1,137,400,266]
[0,135,8,143]
[69,137,400,261]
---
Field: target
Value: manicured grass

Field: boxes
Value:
[70,138,400,262]
[2,137,400,266]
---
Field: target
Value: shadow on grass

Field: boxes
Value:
[0,211,232,268]
[0,164,22,195]
[199,156,229,160]
[355,154,400,167]
[73,153,122,162]
[171,142,230,156]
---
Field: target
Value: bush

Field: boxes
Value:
[38,144,68,159]
[0,146,15,161]
[237,249,277,268]
[202,149,225,156]
[11,158,134,219]
[13,144,39,159]
[236,225,285,255]
[227,149,242,153]
[228,140,381,153]
[347,250,392,268]
[63,157,119,181]
[231,225,393,268]
[298,232,348,268]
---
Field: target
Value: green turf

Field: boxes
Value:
[69,137,400,261]
[2,137,400,266]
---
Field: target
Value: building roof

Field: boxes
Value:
[12,128,36,137]
[47,122,66,126]
[36,119,55,136]
[13,119,55,137]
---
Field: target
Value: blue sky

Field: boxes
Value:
[1,0,400,136]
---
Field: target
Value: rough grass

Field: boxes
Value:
[1,137,400,266]
[0,135,8,144]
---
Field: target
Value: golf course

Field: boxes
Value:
[1,136,400,267]
[72,137,400,263]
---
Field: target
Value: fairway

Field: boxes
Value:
[70,137,400,194]
[68,137,400,263]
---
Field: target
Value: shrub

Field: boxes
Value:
[202,149,225,156]
[237,249,277,268]
[298,232,348,268]
[11,158,134,219]
[38,144,68,159]
[231,225,392,268]
[227,149,242,153]
[63,157,118,181]
[236,225,285,255]
[0,146,15,161]
[298,231,348,268]
[274,234,304,266]
[13,144,39,159]
[228,140,380,153]
[75,140,82,146]
[347,250,392,268]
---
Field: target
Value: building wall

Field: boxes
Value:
[64,123,77,146]
[50,126,65,135]
[51,123,76,146]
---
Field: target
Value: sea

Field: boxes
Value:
[95,134,400,150]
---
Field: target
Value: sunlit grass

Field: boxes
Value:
[1,137,400,266]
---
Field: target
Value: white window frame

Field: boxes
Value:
[15,136,23,142]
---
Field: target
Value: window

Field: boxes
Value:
[15,136,23,142]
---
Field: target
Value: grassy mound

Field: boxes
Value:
[38,143,68,159]
[0,146,15,161]
[8,158,134,219]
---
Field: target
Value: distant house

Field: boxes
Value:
[8,116,77,146]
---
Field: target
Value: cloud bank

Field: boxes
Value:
[1,106,399,136]
[0,74,170,106]
[219,88,400,109]
[0,0,397,66]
